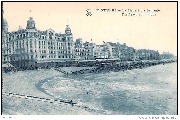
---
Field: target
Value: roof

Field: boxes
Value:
[107,42,117,46]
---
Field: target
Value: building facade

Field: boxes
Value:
[84,41,96,60]
[2,18,11,63]
[160,52,175,59]
[3,17,75,68]
[136,49,160,60]
[74,38,85,60]
[2,16,171,69]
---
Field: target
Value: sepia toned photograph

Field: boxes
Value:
[1,1,177,115]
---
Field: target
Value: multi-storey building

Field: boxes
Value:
[137,49,160,60]
[105,42,136,61]
[106,42,122,59]
[3,17,75,69]
[2,18,11,63]
[84,41,96,60]
[2,16,168,69]
[118,43,136,61]
[160,52,175,59]
[94,45,109,59]
[74,39,97,60]
[74,38,85,60]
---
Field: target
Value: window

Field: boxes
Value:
[22,40,24,47]
[29,32,32,37]
[35,40,36,48]
[19,41,21,48]
[16,41,18,48]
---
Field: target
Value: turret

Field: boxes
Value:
[3,18,8,33]
[26,17,36,29]
[65,25,72,35]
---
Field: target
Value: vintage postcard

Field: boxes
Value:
[1,1,177,118]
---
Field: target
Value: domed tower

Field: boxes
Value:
[3,18,8,33]
[26,17,36,29]
[2,18,8,45]
[64,25,74,59]
[65,25,72,35]
[2,12,10,63]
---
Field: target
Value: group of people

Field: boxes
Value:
[54,59,175,75]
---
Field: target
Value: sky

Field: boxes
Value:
[2,2,177,55]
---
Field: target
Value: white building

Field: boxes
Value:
[94,42,113,59]
[3,17,75,68]
[74,38,85,60]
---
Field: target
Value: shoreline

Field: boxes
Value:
[2,62,177,115]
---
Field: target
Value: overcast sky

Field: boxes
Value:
[3,2,177,55]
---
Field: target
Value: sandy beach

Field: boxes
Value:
[2,63,177,115]
[2,69,94,115]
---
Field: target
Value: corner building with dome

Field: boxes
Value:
[2,16,165,70]
[2,17,76,69]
